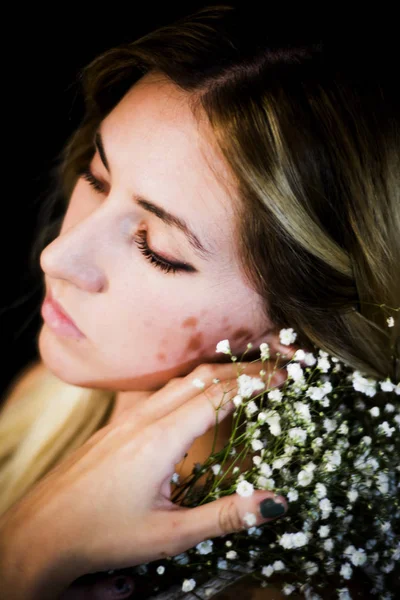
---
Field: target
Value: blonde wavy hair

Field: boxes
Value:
[1,4,399,517]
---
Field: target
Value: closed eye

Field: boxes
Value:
[78,167,196,275]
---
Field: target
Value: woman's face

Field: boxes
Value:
[39,72,273,391]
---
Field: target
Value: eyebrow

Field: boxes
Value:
[94,130,213,261]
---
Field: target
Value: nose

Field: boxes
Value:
[40,240,106,293]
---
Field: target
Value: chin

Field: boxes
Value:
[37,325,92,388]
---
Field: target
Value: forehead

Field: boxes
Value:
[101,72,239,258]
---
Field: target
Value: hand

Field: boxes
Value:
[1,359,288,599]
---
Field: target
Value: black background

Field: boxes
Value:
[0,4,394,401]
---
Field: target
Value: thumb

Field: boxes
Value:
[173,490,288,551]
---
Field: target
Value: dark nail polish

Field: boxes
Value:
[259,498,286,519]
[112,575,134,595]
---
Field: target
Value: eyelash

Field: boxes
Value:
[79,167,192,275]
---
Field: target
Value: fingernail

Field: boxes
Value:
[259,498,286,519]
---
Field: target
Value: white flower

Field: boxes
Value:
[264,410,281,434]
[387,316,395,327]
[287,362,304,382]
[236,480,254,497]
[376,472,389,494]
[288,427,307,444]
[260,342,270,360]
[244,512,257,527]
[273,560,285,571]
[245,401,258,417]
[323,449,342,471]
[279,328,297,345]
[324,538,334,552]
[352,371,377,397]
[395,383,400,395]
[287,489,299,502]
[252,455,262,466]
[192,378,206,389]
[211,464,222,476]
[279,532,308,549]
[378,421,396,437]
[226,550,237,560]
[256,476,275,490]
[217,559,228,570]
[294,349,305,361]
[267,389,283,402]
[318,525,330,538]
[293,401,312,422]
[261,565,274,577]
[304,352,317,366]
[267,417,282,436]
[312,437,324,450]
[304,561,318,576]
[381,521,391,532]
[344,545,367,566]
[257,411,267,424]
[315,482,327,498]
[298,469,314,487]
[347,490,358,503]
[251,439,264,451]
[272,456,291,470]
[171,472,180,484]
[282,583,295,595]
[323,418,337,433]
[157,566,165,575]
[384,403,395,413]
[369,406,380,417]
[380,378,395,392]
[196,540,213,555]
[238,374,265,399]
[362,435,372,445]
[340,563,353,579]
[317,356,330,373]
[182,578,196,592]
[216,339,231,354]
[319,497,332,514]
[260,463,273,477]
[232,394,243,407]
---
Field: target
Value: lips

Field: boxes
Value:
[41,289,85,339]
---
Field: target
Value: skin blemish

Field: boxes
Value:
[182,316,198,328]
[185,332,204,353]
[156,352,167,362]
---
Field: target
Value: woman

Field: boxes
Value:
[0,4,398,599]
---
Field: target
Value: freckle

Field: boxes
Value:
[186,333,203,353]
[157,352,166,362]
[182,316,198,328]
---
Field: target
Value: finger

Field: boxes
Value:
[157,490,288,557]
[139,359,282,425]
[155,375,249,473]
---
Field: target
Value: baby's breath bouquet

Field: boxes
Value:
[132,320,400,600]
